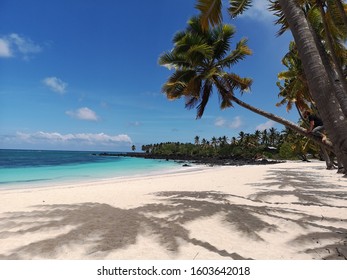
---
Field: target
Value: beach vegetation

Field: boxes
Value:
[160,0,347,173]
[159,15,332,159]
[141,128,310,160]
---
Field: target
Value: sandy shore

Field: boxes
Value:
[0,161,346,260]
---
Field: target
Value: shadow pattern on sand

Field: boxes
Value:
[249,166,347,208]
[247,166,347,259]
[0,166,346,259]
[0,197,254,260]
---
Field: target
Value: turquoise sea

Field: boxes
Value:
[0,149,181,189]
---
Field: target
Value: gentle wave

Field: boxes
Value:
[0,149,181,188]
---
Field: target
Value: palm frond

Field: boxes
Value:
[162,70,197,99]
[158,52,191,69]
[307,6,323,36]
[278,71,296,80]
[196,81,213,118]
[269,0,289,37]
[173,31,187,44]
[185,76,203,98]
[175,32,208,51]
[217,82,233,109]
[187,16,207,35]
[166,69,197,85]
[185,96,200,110]
[228,73,252,92]
[213,76,235,109]
[219,73,252,94]
[186,43,214,60]
[195,0,223,29]
[162,81,187,100]
[228,0,252,18]
[327,0,347,37]
[326,5,347,40]
[212,24,235,60]
[217,38,252,68]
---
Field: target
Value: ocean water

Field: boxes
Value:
[0,149,181,189]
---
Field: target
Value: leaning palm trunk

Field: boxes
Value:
[278,0,347,173]
[235,95,340,171]
[228,94,333,152]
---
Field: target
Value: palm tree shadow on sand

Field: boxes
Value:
[0,195,253,260]
[246,165,347,259]
[0,186,346,259]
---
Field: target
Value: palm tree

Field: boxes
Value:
[195,0,347,172]
[238,131,246,144]
[159,17,331,151]
[230,136,237,145]
[276,41,313,113]
[211,136,218,148]
[277,40,338,169]
[253,130,261,145]
[277,0,347,171]
[221,135,228,146]
[194,135,200,145]
[268,128,277,146]
[261,129,269,145]
[270,0,347,116]
[159,16,252,119]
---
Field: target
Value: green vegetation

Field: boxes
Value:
[159,0,347,173]
[141,127,325,161]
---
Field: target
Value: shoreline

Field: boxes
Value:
[0,160,346,260]
[0,162,211,193]
[0,152,284,192]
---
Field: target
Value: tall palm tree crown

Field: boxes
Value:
[159,16,252,119]
[276,41,313,112]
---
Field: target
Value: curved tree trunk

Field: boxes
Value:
[278,0,347,173]
[229,94,333,152]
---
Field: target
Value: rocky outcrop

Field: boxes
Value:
[95,152,284,166]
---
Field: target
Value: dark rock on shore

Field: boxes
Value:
[96,152,284,166]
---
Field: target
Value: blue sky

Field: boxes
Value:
[0,0,296,152]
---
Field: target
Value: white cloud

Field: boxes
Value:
[66,107,99,121]
[256,120,276,131]
[228,116,243,129]
[128,121,142,127]
[239,0,273,23]
[0,33,42,59]
[16,131,132,146]
[215,116,243,129]
[0,39,12,57]
[215,117,226,127]
[43,77,68,94]
[9,33,42,55]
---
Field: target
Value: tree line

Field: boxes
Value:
[141,127,326,161]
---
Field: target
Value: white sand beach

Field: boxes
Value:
[0,161,346,260]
